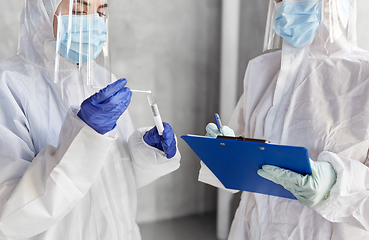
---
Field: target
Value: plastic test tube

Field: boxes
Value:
[147,93,164,135]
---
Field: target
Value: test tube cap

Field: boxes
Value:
[147,93,156,106]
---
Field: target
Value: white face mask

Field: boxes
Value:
[53,13,107,63]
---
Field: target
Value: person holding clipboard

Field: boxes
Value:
[199,0,369,239]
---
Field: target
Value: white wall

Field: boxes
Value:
[109,0,222,223]
[237,0,269,98]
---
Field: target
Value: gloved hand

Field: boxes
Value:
[143,122,177,159]
[257,159,336,208]
[77,78,132,135]
[205,123,235,138]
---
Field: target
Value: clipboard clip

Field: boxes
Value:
[216,135,270,143]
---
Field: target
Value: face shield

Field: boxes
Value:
[325,0,350,43]
[52,0,111,101]
[263,0,283,53]
[263,0,350,53]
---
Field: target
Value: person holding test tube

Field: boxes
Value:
[0,0,180,239]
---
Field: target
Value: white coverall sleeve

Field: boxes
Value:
[0,107,116,239]
[313,151,369,231]
[128,127,181,188]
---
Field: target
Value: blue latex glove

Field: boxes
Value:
[143,122,177,159]
[205,123,235,138]
[257,159,336,207]
[77,78,132,135]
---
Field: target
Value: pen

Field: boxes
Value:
[213,113,224,135]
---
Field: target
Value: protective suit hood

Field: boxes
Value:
[17,0,112,107]
[18,0,76,71]
[262,0,361,145]
[307,0,357,56]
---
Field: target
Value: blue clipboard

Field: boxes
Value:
[181,135,312,199]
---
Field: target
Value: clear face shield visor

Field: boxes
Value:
[263,0,350,53]
[52,0,111,101]
[263,0,283,53]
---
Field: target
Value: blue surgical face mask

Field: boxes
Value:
[53,13,107,63]
[274,1,322,48]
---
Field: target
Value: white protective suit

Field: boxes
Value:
[200,0,369,239]
[0,0,181,239]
